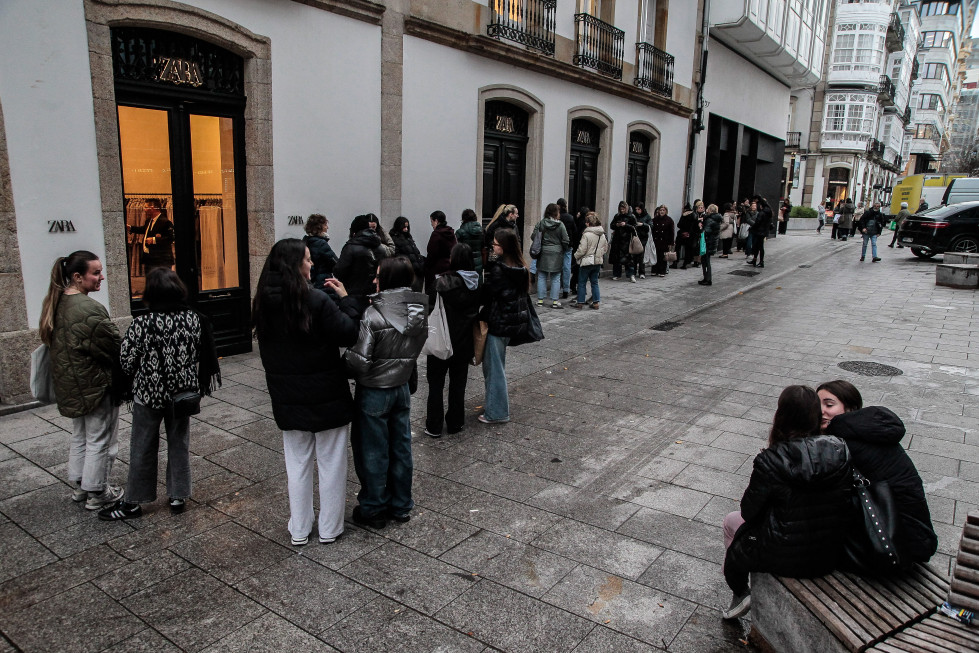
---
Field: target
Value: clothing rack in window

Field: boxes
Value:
[194,194,227,289]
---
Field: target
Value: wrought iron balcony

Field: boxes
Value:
[486,0,557,56]
[573,13,624,80]
[878,75,896,107]
[885,12,905,53]
[634,42,673,97]
[786,132,802,149]
[866,138,885,160]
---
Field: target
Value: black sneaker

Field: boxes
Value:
[98,501,142,521]
[388,510,411,523]
[351,505,387,529]
[169,498,186,514]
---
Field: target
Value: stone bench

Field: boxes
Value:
[748,564,949,653]
[936,264,979,289]
[944,252,979,265]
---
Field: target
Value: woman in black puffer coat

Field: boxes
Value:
[721,385,852,621]
[390,216,425,292]
[818,380,938,566]
[479,228,533,425]
[302,214,339,289]
[335,215,383,299]
[253,238,365,546]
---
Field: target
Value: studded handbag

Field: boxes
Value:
[843,469,901,575]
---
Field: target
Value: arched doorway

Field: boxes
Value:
[112,27,251,354]
[568,119,601,215]
[826,166,851,205]
[482,100,528,239]
[626,132,651,209]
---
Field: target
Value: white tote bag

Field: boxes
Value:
[421,293,453,360]
[30,344,57,404]
[642,243,656,267]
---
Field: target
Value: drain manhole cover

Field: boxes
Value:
[798,264,812,268]
[838,361,904,376]
[650,321,683,331]
[729,270,760,277]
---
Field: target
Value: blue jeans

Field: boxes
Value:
[482,334,510,421]
[577,264,601,304]
[561,250,572,293]
[351,384,413,518]
[537,270,561,302]
[861,234,878,259]
[612,261,635,278]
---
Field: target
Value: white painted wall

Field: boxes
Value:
[401,35,691,242]
[691,39,791,198]
[0,0,109,323]
[192,0,382,242]
[0,0,380,326]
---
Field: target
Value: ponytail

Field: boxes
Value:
[39,251,100,345]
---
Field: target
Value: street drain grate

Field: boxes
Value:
[838,361,904,377]
[729,270,760,277]
[798,264,812,268]
[650,321,683,331]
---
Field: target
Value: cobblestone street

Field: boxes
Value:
[1,232,976,652]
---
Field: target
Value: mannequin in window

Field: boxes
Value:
[133,199,175,272]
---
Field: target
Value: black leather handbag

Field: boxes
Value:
[843,469,901,575]
[170,389,202,418]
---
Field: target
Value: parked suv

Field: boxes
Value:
[897,202,979,258]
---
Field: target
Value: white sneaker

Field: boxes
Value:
[85,485,124,510]
[639,274,646,279]
[629,275,637,283]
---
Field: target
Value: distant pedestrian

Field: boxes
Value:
[699,204,721,286]
[425,244,480,438]
[651,205,675,277]
[836,199,854,242]
[778,199,791,235]
[816,203,826,234]
[390,216,425,292]
[748,198,772,268]
[889,202,911,248]
[573,212,609,310]
[634,211,652,277]
[532,203,570,308]
[858,201,884,262]
[303,214,339,290]
[556,198,577,299]
[335,215,382,299]
[609,211,638,281]
[718,202,736,257]
[424,210,456,299]
[40,250,123,511]
[483,204,520,265]
[918,198,929,212]
[850,201,864,238]
[252,238,364,546]
[455,209,484,280]
[675,203,699,269]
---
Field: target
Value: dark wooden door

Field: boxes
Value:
[627,132,650,208]
[482,101,529,238]
[569,119,601,216]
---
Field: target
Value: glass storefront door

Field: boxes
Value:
[117,100,251,355]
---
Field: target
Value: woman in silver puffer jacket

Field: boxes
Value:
[344,256,428,529]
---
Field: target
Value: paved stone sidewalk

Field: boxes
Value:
[0,232,975,652]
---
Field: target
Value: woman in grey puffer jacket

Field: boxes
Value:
[344,256,428,529]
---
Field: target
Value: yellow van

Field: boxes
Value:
[890,174,967,215]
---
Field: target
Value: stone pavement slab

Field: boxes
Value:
[1,233,976,651]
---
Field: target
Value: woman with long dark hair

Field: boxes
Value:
[650,205,674,277]
[40,251,123,510]
[720,385,852,621]
[253,238,363,546]
[98,268,220,520]
[424,210,457,298]
[818,380,937,567]
[390,216,425,291]
[456,208,484,280]
[345,256,428,528]
[425,243,480,437]
[479,228,532,424]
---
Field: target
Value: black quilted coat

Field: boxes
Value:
[726,435,853,579]
[335,230,382,298]
[481,260,531,340]
[257,277,364,432]
[827,407,938,564]
[49,294,121,418]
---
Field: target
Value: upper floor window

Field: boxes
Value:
[914,123,937,139]
[824,92,877,135]
[577,0,615,23]
[922,62,949,87]
[832,23,887,73]
[919,2,959,16]
[918,93,945,111]
[921,31,954,49]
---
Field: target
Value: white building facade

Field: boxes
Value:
[0,0,704,403]
[805,0,920,211]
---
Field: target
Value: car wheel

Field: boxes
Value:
[949,235,979,253]
[911,248,936,259]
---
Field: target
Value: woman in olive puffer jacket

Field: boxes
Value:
[720,385,852,621]
[40,251,123,510]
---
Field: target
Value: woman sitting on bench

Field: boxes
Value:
[721,385,853,620]
[817,380,938,568]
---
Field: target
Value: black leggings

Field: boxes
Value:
[752,237,765,264]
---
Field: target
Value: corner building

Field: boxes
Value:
[0,0,702,404]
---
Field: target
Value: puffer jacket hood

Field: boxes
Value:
[456,269,480,290]
[370,288,428,336]
[828,406,905,446]
[344,288,428,388]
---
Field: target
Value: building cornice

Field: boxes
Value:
[290,0,384,26]
[403,16,694,119]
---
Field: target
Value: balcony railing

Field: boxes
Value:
[487,0,557,56]
[867,138,885,160]
[573,13,624,80]
[634,42,673,97]
[886,12,905,53]
[878,75,896,106]
[786,132,802,149]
